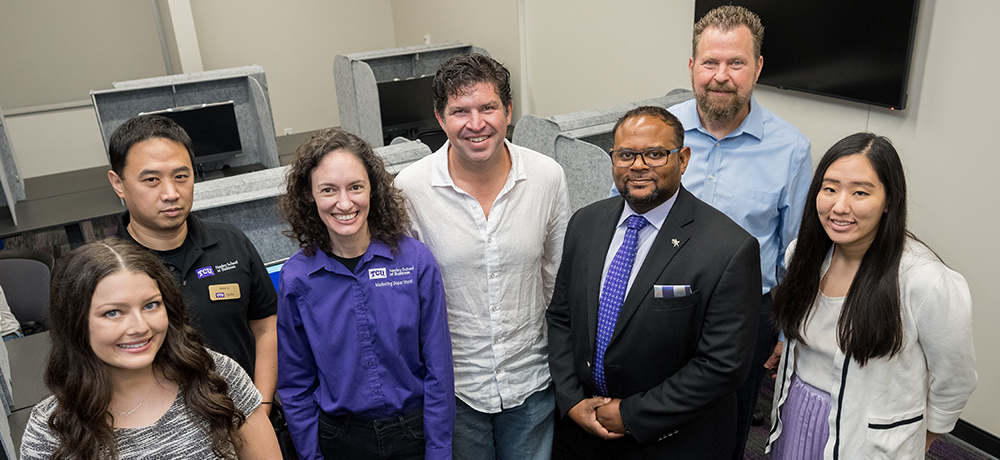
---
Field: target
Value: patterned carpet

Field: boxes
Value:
[738,375,993,460]
[554,375,997,459]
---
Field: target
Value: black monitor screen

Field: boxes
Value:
[694,0,920,109]
[377,76,442,147]
[141,101,243,164]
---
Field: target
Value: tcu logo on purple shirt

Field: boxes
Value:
[369,267,387,279]
[196,266,216,279]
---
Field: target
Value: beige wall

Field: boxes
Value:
[390,0,523,120]
[523,0,694,117]
[3,0,998,436]
[189,0,397,135]
[741,0,1000,431]
[4,107,110,177]
[0,0,165,110]
[517,0,1000,434]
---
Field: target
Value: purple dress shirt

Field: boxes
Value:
[277,236,455,460]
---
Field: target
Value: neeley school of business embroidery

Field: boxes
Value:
[370,265,416,288]
[196,260,241,279]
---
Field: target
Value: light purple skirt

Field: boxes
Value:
[771,375,832,460]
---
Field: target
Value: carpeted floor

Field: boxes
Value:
[554,375,997,459]
[745,375,995,460]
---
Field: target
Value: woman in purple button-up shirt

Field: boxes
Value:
[277,128,455,460]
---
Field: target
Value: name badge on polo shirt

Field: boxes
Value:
[209,283,241,301]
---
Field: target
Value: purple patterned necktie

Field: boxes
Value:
[593,214,650,396]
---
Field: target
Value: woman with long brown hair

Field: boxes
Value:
[20,238,279,459]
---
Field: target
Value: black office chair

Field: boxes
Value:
[0,248,54,336]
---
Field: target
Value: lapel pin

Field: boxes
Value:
[672,238,680,247]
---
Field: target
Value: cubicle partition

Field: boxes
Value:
[187,138,433,264]
[512,89,694,211]
[91,65,280,173]
[0,105,26,225]
[334,42,489,149]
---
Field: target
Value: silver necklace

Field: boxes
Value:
[118,384,155,418]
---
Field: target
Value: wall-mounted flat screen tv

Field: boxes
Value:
[694,0,921,110]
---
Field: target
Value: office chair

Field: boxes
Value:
[0,248,54,335]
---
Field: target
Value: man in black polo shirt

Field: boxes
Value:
[106,115,277,415]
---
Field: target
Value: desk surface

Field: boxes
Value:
[0,167,125,239]
[0,131,314,240]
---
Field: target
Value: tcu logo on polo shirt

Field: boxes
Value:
[369,267,387,279]
[196,266,216,279]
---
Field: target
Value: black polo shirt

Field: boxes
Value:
[116,212,277,377]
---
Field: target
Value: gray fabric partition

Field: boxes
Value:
[334,42,489,148]
[512,89,694,211]
[91,65,280,171]
[0,105,25,225]
[190,139,432,263]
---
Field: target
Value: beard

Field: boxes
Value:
[620,181,666,210]
[693,80,754,125]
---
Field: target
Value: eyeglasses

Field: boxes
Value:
[607,147,682,168]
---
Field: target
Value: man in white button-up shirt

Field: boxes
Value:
[395,54,570,460]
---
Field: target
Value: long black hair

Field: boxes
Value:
[773,132,909,366]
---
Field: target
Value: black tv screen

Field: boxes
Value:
[377,75,445,149]
[140,101,243,165]
[694,0,920,110]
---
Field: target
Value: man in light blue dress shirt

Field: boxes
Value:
[609,6,812,457]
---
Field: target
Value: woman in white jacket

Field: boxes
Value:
[766,132,977,459]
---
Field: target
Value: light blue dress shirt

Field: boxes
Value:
[613,96,811,293]
[677,96,811,293]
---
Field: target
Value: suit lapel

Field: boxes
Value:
[587,199,624,352]
[610,187,695,343]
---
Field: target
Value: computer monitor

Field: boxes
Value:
[265,260,284,292]
[377,76,445,150]
[140,101,244,169]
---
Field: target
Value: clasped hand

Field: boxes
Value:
[568,396,626,440]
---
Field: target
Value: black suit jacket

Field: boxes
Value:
[547,186,760,458]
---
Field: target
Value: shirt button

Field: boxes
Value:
[492,306,499,312]
[356,303,364,310]
[708,175,715,180]
[488,237,493,243]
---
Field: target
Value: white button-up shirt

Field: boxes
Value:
[395,140,570,413]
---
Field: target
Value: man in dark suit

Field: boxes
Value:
[547,106,761,459]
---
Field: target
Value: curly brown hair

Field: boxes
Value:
[432,53,512,117]
[45,238,246,460]
[280,128,410,257]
